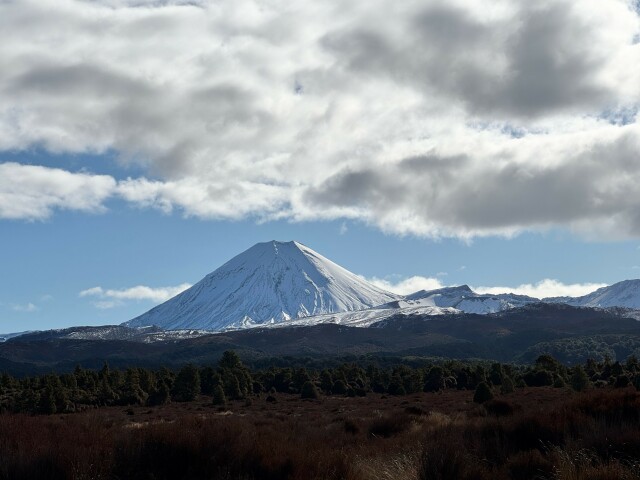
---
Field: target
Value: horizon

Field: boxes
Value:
[2,0,640,332]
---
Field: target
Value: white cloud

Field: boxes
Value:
[339,222,348,235]
[94,300,122,310]
[474,279,608,299]
[79,287,104,298]
[12,303,38,312]
[79,283,192,308]
[0,0,639,238]
[368,276,445,295]
[370,275,607,298]
[0,163,116,220]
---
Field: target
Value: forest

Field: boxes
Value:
[2,352,640,479]
[0,351,630,414]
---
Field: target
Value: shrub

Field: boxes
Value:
[473,382,493,404]
[368,414,411,438]
[485,399,514,417]
[344,419,359,435]
[419,430,474,480]
[212,385,226,406]
[507,449,554,480]
[331,380,347,395]
[500,377,515,394]
[553,375,565,388]
[300,381,319,400]
[614,375,630,388]
[570,365,589,392]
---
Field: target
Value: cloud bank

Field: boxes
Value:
[1,0,639,238]
[79,283,192,308]
[371,276,607,299]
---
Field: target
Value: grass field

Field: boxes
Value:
[2,386,640,479]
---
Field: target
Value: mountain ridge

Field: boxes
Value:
[123,240,640,332]
[544,279,640,309]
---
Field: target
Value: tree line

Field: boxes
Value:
[1,351,638,414]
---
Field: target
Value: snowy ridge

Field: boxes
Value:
[545,280,640,309]
[275,304,457,329]
[403,285,539,314]
[5,325,212,343]
[126,241,400,331]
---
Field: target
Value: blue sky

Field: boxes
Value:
[1,0,640,332]
[2,194,639,332]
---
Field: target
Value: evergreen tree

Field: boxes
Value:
[614,375,630,388]
[219,350,243,370]
[200,366,217,395]
[570,366,589,392]
[424,366,445,392]
[212,384,227,406]
[332,379,347,395]
[148,381,171,406]
[98,376,118,406]
[300,381,320,399]
[39,385,57,414]
[223,372,243,400]
[489,363,504,385]
[319,369,333,394]
[172,364,201,402]
[500,376,515,394]
[473,382,493,404]
[293,368,311,392]
[122,368,148,405]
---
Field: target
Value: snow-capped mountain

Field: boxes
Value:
[125,241,400,331]
[402,285,539,314]
[545,280,640,309]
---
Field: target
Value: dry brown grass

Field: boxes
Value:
[1,388,640,479]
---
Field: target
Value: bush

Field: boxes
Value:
[368,414,411,438]
[473,382,493,404]
[343,419,359,435]
[614,375,630,388]
[485,399,514,417]
[212,385,226,406]
[570,366,589,392]
[300,381,319,400]
[553,375,565,388]
[507,449,554,480]
[419,430,475,480]
[331,380,347,395]
[500,377,515,395]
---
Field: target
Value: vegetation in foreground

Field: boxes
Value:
[2,352,640,479]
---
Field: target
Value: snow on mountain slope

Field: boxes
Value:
[404,285,539,314]
[0,331,32,342]
[4,325,225,343]
[276,303,457,328]
[545,280,640,309]
[125,241,400,331]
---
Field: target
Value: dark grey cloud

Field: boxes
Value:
[304,133,640,237]
[0,0,638,238]
[323,1,613,118]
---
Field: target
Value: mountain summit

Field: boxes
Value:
[125,241,399,331]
